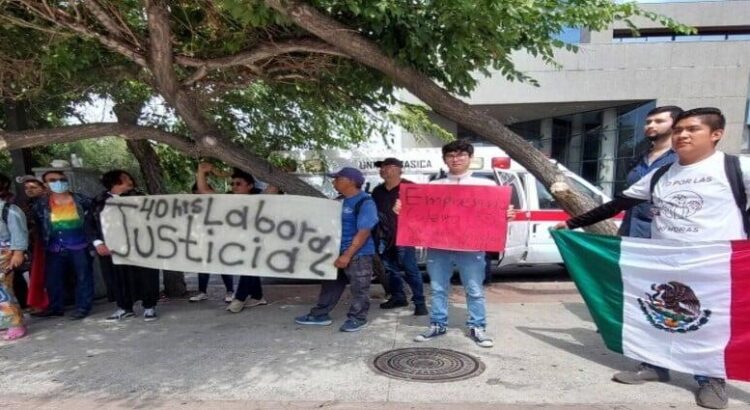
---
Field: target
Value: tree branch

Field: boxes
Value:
[173,38,345,69]
[13,0,148,67]
[144,0,324,197]
[82,0,143,49]
[0,123,199,155]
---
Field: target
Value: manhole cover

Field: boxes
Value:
[371,347,485,382]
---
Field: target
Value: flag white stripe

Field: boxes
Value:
[620,238,732,378]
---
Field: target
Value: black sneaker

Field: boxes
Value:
[33,310,64,318]
[69,311,88,320]
[414,304,428,316]
[106,309,136,321]
[380,299,408,309]
[414,324,446,342]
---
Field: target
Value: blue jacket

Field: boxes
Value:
[618,149,677,238]
[32,192,97,250]
[0,200,28,251]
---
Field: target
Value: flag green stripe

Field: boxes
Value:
[551,230,624,353]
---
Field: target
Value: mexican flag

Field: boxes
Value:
[551,230,750,381]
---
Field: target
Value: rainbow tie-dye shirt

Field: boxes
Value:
[49,198,88,251]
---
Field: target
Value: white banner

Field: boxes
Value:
[100,194,341,280]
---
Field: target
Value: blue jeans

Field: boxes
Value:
[45,249,94,314]
[382,246,425,305]
[426,249,487,328]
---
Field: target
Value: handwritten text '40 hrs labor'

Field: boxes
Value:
[101,195,342,280]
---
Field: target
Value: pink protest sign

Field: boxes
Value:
[396,184,511,252]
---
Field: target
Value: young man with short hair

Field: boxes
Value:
[295,167,379,332]
[399,140,514,348]
[556,107,744,409]
[371,157,427,316]
[33,170,97,320]
[618,105,683,238]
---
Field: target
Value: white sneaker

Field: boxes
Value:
[244,298,268,308]
[226,299,244,313]
[224,292,234,304]
[189,292,208,302]
[469,327,494,348]
[143,308,158,322]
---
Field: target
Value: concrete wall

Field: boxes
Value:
[402,1,750,153]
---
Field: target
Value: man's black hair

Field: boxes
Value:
[441,139,474,157]
[675,107,726,131]
[0,173,10,193]
[101,170,134,191]
[231,168,256,185]
[41,170,65,182]
[646,105,683,122]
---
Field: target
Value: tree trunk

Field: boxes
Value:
[114,99,187,297]
[144,0,324,198]
[3,99,35,207]
[265,0,616,235]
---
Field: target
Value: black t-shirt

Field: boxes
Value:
[371,179,413,246]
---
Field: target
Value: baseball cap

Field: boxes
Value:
[16,175,42,184]
[374,157,403,168]
[327,167,365,186]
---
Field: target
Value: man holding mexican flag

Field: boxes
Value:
[553,107,750,410]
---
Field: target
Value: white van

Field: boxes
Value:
[279,146,617,267]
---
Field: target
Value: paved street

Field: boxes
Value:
[1,271,749,409]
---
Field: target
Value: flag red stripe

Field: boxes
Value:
[726,241,750,379]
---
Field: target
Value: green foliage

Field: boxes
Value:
[220,0,692,95]
[32,137,140,176]
[388,104,453,144]
[1,0,694,194]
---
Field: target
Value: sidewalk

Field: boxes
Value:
[1,279,748,409]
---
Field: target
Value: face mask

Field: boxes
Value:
[48,181,70,194]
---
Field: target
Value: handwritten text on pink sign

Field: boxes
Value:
[396,184,511,251]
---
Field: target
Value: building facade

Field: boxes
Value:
[400,0,750,196]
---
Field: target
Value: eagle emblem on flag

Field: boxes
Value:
[638,281,711,333]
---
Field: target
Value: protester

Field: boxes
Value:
[0,183,28,340]
[33,170,96,320]
[295,167,378,332]
[618,105,683,238]
[371,157,427,316]
[190,162,236,303]
[555,107,741,409]
[395,140,516,348]
[0,173,28,309]
[16,175,48,313]
[221,168,267,313]
[93,170,160,322]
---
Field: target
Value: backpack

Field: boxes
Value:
[351,196,389,292]
[649,154,749,235]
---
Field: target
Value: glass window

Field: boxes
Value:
[556,27,581,44]
[536,180,559,210]
[536,178,600,210]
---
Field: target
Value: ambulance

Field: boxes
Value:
[279,146,615,268]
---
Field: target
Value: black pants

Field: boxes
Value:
[103,256,160,310]
[12,270,28,309]
[198,273,234,293]
[234,276,262,301]
[98,255,118,302]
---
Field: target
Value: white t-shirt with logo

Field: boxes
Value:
[622,151,750,241]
